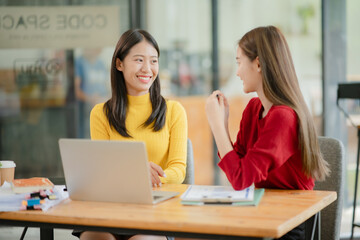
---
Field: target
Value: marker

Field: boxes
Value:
[25,190,47,199]
[22,199,45,207]
[25,190,57,200]
[20,205,42,210]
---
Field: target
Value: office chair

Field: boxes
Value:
[183,138,195,184]
[314,136,345,240]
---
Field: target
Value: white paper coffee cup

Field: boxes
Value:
[0,160,16,186]
[1,161,16,168]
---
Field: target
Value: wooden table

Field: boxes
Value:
[0,184,336,240]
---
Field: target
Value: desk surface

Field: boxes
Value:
[0,184,336,239]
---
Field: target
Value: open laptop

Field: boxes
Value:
[58,138,179,204]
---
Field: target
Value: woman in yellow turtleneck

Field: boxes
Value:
[91,29,187,187]
[90,93,187,185]
[76,29,187,240]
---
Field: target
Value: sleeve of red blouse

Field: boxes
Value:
[217,101,248,159]
[232,111,247,158]
[218,107,299,190]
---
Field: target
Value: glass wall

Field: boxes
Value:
[218,0,322,122]
[0,1,357,238]
[144,0,323,186]
[0,0,130,180]
[217,0,323,186]
[145,0,216,185]
[146,0,212,97]
[344,0,360,237]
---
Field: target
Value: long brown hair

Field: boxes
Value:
[239,26,329,181]
[104,29,166,137]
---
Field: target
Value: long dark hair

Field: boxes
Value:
[238,26,329,181]
[104,29,167,137]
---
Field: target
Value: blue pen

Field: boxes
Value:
[245,187,249,198]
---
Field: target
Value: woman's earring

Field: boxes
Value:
[257,68,261,72]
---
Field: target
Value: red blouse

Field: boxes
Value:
[218,98,314,190]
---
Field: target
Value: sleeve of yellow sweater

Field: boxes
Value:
[90,103,110,140]
[161,101,188,184]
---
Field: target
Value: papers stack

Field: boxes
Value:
[181,185,264,206]
[0,182,68,212]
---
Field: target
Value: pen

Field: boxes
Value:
[204,202,233,205]
[245,187,249,198]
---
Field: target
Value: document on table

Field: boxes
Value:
[181,184,255,203]
[0,183,69,212]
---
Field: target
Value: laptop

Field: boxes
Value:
[58,138,179,204]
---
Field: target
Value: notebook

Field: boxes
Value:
[58,138,179,204]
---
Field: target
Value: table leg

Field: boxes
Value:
[40,227,54,240]
[305,212,321,240]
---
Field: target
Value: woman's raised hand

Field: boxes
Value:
[205,90,229,131]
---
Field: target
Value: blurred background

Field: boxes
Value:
[0,0,359,239]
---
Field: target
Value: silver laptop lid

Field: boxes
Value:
[59,139,155,204]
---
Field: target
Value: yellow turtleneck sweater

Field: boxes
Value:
[90,93,188,184]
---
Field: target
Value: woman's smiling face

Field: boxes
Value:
[116,40,159,96]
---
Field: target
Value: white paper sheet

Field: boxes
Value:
[181,185,254,203]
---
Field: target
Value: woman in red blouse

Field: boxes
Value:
[205,26,330,239]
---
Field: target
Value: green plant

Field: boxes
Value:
[297,4,315,35]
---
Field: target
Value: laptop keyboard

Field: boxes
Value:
[153,195,162,200]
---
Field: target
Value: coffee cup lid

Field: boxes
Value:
[0,161,16,168]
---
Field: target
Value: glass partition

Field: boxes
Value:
[345,0,360,237]
[146,0,215,185]
[144,0,323,186]
[146,0,213,97]
[1,1,356,238]
[0,0,130,180]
